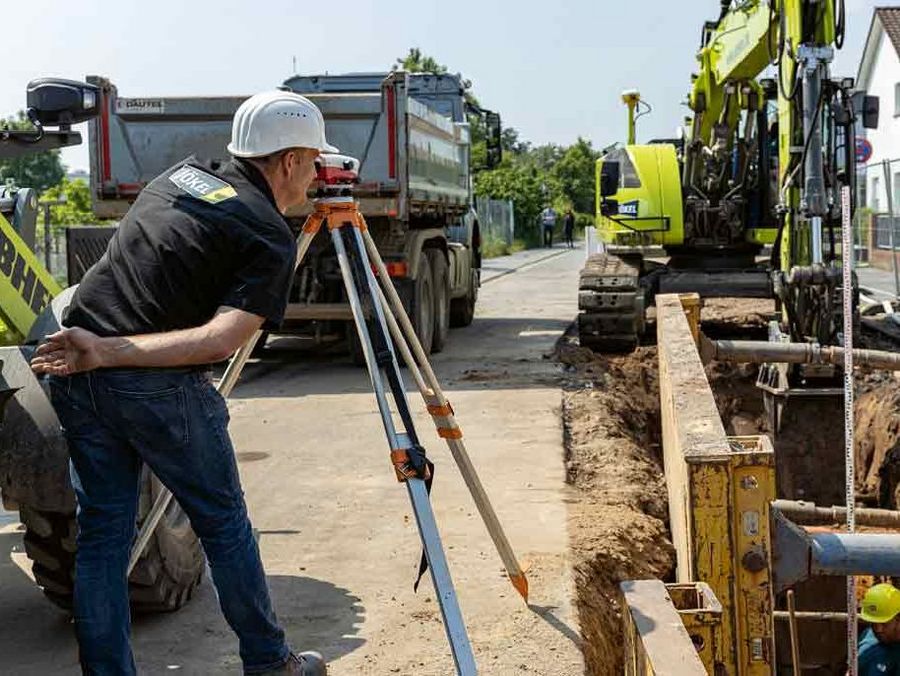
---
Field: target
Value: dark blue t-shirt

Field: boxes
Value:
[859,628,900,675]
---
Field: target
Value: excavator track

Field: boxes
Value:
[577,253,644,352]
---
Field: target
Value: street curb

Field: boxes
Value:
[482,248,573,285]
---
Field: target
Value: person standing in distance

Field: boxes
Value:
[563,208,575,249]
[540,205,557,248]
[31,91,335,676]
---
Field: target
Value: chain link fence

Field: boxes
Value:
[475,196,515,245]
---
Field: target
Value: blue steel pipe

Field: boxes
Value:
[811,533,900,578]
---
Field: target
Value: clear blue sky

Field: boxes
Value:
[1,0,885,172]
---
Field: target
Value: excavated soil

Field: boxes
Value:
[557,339,672,676]
[561,296,900,675]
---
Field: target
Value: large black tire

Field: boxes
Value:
[450,269,477,328]
[427,249,450,353]
[20,469,204,613]
[411,254,434,355]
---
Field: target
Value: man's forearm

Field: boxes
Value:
[97,325,237,369]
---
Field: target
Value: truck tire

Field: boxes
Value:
[20,471,204,613]
[411,254,435,355]
[427,249,450,353]
[450,269,477,328]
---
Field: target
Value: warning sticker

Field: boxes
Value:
[115,98,165,115]
[169,165,237,204]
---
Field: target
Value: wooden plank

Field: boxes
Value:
[621,579,709,675]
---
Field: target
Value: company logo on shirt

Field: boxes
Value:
[169,165,237,204]
[619,200,639,217]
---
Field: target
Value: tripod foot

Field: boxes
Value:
[509,572,529,603]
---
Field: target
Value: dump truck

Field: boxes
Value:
[80,71,502,357]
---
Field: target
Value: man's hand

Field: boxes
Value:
[31,327,105,376]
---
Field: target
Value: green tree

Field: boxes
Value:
[41,178,100,231]
[393,48,448,75]
[475,163,562,245]
[0,111,66,192]
[551,137,600,214]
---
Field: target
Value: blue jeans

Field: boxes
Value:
[49,369,290,675]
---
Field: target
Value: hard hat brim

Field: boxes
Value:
[227,141,340,158]
[861,608,900,624]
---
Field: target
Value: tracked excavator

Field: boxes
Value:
[578,0,878,355]
[585,2,891,671]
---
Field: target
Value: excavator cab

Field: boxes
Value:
[595,144,684,251]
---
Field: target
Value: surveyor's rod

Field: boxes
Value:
[842,185,858,674]
[335,222,476,675]
[361,225,530,602]
[128,228,319,573]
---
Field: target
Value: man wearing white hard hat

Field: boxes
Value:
[31,91,334,676]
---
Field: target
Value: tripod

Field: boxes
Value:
[130,189,528,675]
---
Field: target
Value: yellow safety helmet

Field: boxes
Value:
[860,583,900,624]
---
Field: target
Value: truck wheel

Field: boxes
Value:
[450,269,477,327]
[20,471,204,613]
[412,254,434,355]
[427,249,450,353]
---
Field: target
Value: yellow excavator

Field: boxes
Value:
[579,0,878,355]
[587,2,887,672]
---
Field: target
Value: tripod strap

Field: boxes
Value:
[390,444,435,591]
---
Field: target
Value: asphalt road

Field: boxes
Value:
[0,245,585,675]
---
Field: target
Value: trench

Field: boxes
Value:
[560,298,900,675]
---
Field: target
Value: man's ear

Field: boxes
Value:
[279,149,296,177]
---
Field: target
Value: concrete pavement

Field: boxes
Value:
[0,247,586,674]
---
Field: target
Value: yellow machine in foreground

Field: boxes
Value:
[579,0,878,353]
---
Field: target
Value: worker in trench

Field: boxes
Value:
[30,91,335,676]
[858,582,900,674]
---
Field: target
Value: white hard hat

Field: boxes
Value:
[227,90,338,158]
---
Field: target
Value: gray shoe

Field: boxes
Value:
[260,652,327,675]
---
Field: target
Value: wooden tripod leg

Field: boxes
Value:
[359,218,529,602]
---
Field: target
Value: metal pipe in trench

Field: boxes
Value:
[811,532,900,578]
[773,500,900,529]
[699,334,900,371]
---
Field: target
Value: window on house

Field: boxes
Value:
[893,173,900,212]
[895,82,900,116]
[873,176,881,212]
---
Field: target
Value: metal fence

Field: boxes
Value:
[32,228,68,283]
[475,196,515,244]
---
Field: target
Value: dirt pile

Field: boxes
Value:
[557,336,674,676]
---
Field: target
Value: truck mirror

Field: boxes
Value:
[600,199,619,217]
[485,111,502,169]
[862,95,879,130]
[26,78,100,128]
[600,162,620,197]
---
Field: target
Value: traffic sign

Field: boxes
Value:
[856,137,873,164]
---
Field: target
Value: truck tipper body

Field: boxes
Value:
[83,71,500,353]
